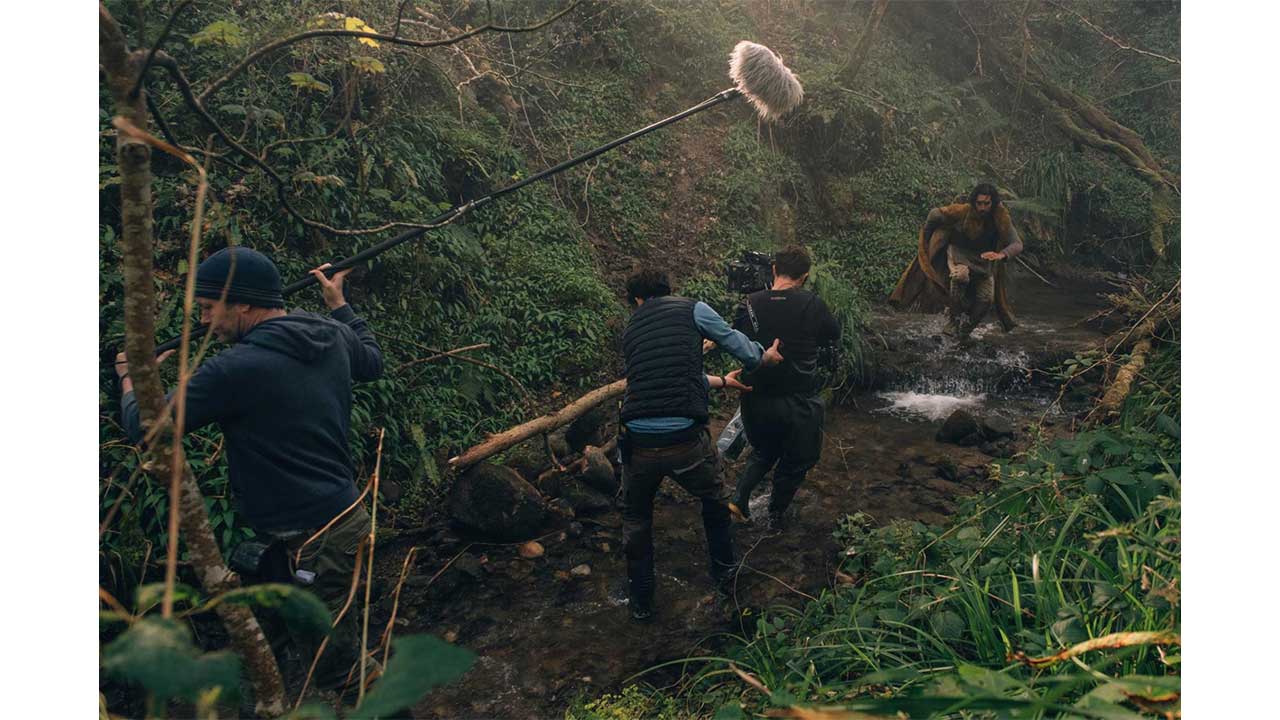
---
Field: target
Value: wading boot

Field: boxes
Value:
[631,603,655,623]
[944,280,968,337]
[957,300,991,345]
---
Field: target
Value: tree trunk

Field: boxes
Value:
[839,0,891,88]
[99,5,287,716]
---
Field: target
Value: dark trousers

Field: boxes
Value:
[268,504,371,690]
[733,393,825,518]
[621,428,736,609]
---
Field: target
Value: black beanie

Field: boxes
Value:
[194,247,286,308]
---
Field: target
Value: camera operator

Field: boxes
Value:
[728,245,841,531]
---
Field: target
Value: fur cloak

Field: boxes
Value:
[888,203,1017,332]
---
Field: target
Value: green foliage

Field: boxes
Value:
[564,685,683,720]
[101,617,241,708]
[101,582,472,718]
[349,635,476,719]
[191,21,247,49]
[218,583,335,641]
[602,349,1181,717]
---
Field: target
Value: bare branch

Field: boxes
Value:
[1047,0,1180,65]
[153,52,467,236]
[197,2,580,104]
[1099,79,1180,105]
[392,342,493,374]
[837,0,890,88]
[129,0,193,99]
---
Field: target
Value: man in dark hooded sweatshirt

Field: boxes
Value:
[116,246,383,691]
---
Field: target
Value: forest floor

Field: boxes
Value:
[362,267,1115,719]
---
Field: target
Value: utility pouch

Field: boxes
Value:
[227,538,292,584]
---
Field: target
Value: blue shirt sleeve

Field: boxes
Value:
[693,301,763,370]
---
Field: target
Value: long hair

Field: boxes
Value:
[968,183,1001,209]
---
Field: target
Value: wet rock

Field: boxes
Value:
[504,562,534,581]
[518,541,545,559]
[547,430,572,461]
[927,477,964,496]
[452,554,485,580]
[505,445,550,483]
[547,496,575,519]
[937,409,982,445]
[566,405,613,453]
[566,521,585,539]
[447,462,548,541]
[980,416,1015,440]
[560,482,613,516]
[578,447,618,495]
[979,441,998,455]
[570,564,592,577]
[934,458,959,482]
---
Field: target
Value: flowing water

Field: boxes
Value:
[373,268,1112,719]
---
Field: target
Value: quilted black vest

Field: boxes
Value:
[620,296,708,425]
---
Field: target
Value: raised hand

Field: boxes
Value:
[310,262,354,310]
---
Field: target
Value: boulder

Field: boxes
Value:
[546,429,571,461]
[934,458,959,482]
[504,444,550,483]
[565,405,613,454]
[447,462,548,541]
[980,416,1015,441]
[936,409,982,446]
[578,447,618,495]
[560,481,613,516]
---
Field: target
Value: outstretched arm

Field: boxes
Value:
[311,264,384,381]
[694,302,762,368]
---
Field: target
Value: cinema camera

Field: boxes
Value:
[725,250,773,294]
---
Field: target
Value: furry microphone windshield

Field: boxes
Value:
[729,41,804,123]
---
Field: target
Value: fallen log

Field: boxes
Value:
[450,342,720,471]
[448,379,625,470]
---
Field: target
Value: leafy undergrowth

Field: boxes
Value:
[575,346,1180,719]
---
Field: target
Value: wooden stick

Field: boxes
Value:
[448,380,625,470]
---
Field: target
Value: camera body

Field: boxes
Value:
[725,250,773,294]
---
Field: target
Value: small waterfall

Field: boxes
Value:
[868,309,1064,422]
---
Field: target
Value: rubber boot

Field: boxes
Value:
[944,280,968,337]
[958,300,992,343]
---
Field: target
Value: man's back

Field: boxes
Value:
[123,307,383,531]
[734,288,839,395]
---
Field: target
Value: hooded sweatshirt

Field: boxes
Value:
[121,305,383,531]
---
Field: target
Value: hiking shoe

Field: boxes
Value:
[714,568,742,600]
[631,604,655,623]
[765,513,789,534]
[728,502,751,524]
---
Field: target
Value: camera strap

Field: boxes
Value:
[745,298,760,335]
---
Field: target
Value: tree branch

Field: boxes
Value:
[1047,0,1180,65]
[153,51,460,236]
[129,0,193,99]
[837,0,890,88]
[197,1,580,104]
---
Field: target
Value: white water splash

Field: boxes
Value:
[875,391,987,421]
